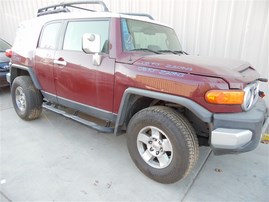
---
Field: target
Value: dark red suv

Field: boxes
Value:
[6,1,269,184]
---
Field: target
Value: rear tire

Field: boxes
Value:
[11,76,42,120]
[127,106,199,184]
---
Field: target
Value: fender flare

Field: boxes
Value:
[114,87,213,135]
[9,64,42,89]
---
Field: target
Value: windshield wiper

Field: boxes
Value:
[130,48,160,54]
[158,50,178,54]
[174,50,188,55]
[158,50,189,55]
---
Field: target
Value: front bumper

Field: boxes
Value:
[211,98,269,155]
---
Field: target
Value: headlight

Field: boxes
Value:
[205,82,259,111]
[242,82,259,111]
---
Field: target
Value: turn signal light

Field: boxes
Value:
[205,90,245,105]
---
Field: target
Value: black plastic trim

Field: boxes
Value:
[41,90,58,103]
[114,87,213,135]
[43,101,114,133]
[10,64,42,89]
[212,98,268,155]
[37,1,109,16]
[57,96,117,122]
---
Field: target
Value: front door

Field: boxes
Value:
[54,19,115,114]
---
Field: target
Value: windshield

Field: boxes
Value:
[121,18,182,53]
[0,39,11,52]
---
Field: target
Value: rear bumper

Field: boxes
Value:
[211,98,269,155]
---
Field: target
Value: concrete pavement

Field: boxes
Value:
[1,86,268,201]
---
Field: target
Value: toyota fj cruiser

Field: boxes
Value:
[6,1,269,184]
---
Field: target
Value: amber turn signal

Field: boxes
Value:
[205,90,245,105]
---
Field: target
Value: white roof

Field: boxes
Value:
[12,11,171,59]
[36,11,170,27]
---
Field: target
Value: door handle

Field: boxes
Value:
[53,59,67,66]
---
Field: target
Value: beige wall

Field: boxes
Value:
[0,0,268,106]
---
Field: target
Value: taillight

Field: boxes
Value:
[259,91,265,98]
[5,49,12,58]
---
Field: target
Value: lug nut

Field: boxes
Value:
[150,147,154,151]
[148,141,152,144]
[156,151,159,155]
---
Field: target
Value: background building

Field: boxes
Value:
[0,0,268,105]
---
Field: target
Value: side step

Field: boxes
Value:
[42,102,114,133]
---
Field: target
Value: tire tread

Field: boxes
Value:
[11,76,42,120]
[127,106,199,183]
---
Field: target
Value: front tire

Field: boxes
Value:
[127,106,199,184]
[11,76,43,120]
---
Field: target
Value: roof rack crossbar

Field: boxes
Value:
[120,13,154,20]
[37,0,109,16]
[68,5,96,12]
[38,8,71,17]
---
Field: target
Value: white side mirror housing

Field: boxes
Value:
[82,33,102,66]
[82,33,101,53]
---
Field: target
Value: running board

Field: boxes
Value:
[42,102,114,133]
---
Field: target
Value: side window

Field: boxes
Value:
[63,20,109,53]
[39,22,62,49]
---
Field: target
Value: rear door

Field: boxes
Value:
[54,19,115,113]
[35,22,63,98]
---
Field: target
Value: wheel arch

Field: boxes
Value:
[114,87,213,135]
[9,64,42,89]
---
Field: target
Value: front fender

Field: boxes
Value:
[114,87,213,135]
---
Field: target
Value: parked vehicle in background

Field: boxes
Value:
[0,38,11,87]
[6,1,269,184]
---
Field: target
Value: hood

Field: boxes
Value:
[133,54,260,88]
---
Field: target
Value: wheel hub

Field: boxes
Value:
[15,87,26,112]
[147,137,164,157]
[137,126,173,169]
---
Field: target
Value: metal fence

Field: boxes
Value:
[0,0,268,105]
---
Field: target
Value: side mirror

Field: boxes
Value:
[82,33,102,66]
[82,33,101,54]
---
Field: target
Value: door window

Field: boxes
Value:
[39,22,62,49]
[63,20,109,53]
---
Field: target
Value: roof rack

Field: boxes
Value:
[120,13,154,20]
[37,0,155,20]
[37,0,109,17]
